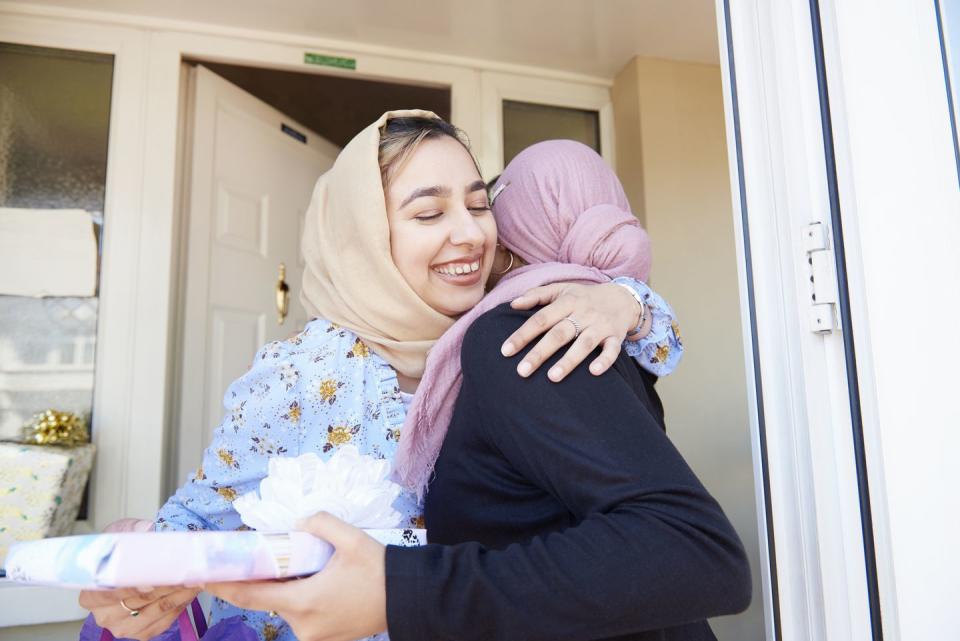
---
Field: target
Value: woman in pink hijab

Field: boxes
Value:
[209,140,749,641]
[394,139,681,500]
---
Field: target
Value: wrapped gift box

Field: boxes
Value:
[0,442,96,563]
[4,528,426,588]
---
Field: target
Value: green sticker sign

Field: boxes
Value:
[304,53,356,70]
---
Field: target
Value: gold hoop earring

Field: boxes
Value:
[493,245,515,276]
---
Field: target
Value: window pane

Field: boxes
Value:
[0,43,113,444]
[502,100,600,166]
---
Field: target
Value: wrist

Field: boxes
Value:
[611,280,647,337]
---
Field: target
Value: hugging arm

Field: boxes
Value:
[384,306,748,641]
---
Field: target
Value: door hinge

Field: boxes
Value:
[803,222,838,334]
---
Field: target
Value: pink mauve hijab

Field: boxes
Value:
[394,140,653,499]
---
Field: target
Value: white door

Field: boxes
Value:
[174,66,340,486]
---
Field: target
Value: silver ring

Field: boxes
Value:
[562,316,582,339]
[119,598,141,617]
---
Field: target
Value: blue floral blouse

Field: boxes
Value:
[156,282,683,641]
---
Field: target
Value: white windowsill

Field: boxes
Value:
[0,581,88,628]
[0,520,93,628]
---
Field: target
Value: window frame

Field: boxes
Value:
[477,70,614,179]
[716,0,881,638]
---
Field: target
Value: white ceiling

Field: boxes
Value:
[19,0,720,77]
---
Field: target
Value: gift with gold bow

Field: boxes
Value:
[0,409,96,564]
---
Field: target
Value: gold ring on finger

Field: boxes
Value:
[119,598,141,617]
[562,316,582,339]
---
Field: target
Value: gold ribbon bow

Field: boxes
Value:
[21,410,90,447]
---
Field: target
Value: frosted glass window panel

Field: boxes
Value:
[0,44,113,210]
[0,43,113,448]
[502,100,600,166]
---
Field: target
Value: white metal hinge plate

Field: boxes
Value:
[803,222,839,333]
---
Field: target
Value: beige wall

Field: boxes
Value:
[611,63,645,226]
[613,57,765,641]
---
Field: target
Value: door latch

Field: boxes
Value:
[275,262,290,325]
[803,222,838,334]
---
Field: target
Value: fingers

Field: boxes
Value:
[80,586,196,640]
[501,300,574,361]
[502,282,634,380]
[297,512,370,554]
[79,587,145,609]
[210,515,376,619]
[515,320,580,378]
[78,586,179,610]
[589,336,623,376]
[146,587,198,616]
[545,331,618,382]
[127,591,195,641]
[103,518,155,533]
[509,284,569,310]
[206,579,289,613]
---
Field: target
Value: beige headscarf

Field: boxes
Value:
[299,109,457,379]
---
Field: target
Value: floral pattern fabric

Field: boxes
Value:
[614,277,684,377]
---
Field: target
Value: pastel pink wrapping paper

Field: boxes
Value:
[4,528,424,589]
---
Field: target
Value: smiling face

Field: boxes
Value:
[384,135,497,318]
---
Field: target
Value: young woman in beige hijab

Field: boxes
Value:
[79,110,673,641]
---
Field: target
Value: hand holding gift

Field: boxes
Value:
[207,512,389,641]
[79,585,202,641]
[76,518,194,641]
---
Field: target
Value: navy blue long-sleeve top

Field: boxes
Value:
[385,304,751,641]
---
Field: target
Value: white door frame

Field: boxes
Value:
[720,0,960,639]
[813,1,960,639]
[717,1,877,639]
